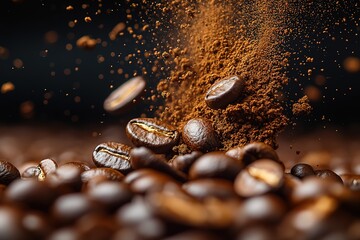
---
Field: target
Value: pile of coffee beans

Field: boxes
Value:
[0,118,359,240]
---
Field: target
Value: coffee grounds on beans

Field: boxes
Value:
[152,0,308,150]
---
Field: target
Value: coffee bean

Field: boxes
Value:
[103,76,146,115]
[130,147,187,182]
[81,168,125,183]
[205,75,245,109]
[290,163,315,179]
[51,193,97,226]
[92,142,132,174]
[315,169,343,184]
[236,225,273,240]
[126,118,179,153]
[23,211,50,239]
[47,164,82,191]
[21,166,40,179]
[0,160,20,185]
[130,171,179,195]
[76,213,118,240]
[116,197,155,226]
[0,206,28,240]
[61,162,90,172]
[236,194,286,228]
[38,158,58,181]
[86,181,133,211]
[5,179,56,211]
[183,179,237,200]
[171,151,202,174]
[234,159,284,197]
[226,142,280,166]
[189,152,242,181]
[340,174,360,191]
[182,118,219,152]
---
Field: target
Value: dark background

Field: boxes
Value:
[0,0,359,127]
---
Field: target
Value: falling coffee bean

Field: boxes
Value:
[290,163,315,179]
[235,159,284,197]
[93,142,132,174]
[103,76,146,115]
[126,118,179,153]
[0,160,20,185]
[205,75,245,109]
[182,118,219,152]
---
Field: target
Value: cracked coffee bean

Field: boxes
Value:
[235,159,284,197]
[182,118,219,152]
[0,160,20,185]
[205,75,245,109]
[126,118,179,153]
[92,142,132,174]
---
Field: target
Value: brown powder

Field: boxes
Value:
[153,1,293,150]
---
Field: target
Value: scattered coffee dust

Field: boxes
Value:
[153,0,307,150]
[292,96,312,116]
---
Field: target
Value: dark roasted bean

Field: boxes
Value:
[189,152,242,181]
[116,197,155,226]
[61,162,90,172]
[227,142,280,166]
[92,142,132,173]
[51,193,97,226]
[130,147,187,182]
[315,169,344,184]
[47,228,80,240]
[86,181,133,211]
[5,179,56,211]
[205,75,245,109]
[290,163,315,179]
[0,160,20,185]
[76,213,118,240]
[182,118,219,152]
[130,171,179,195]
[171,151,202,174]
[81,168,125,183]
[235,159,284,197]
[183,179,237,201]
[38,158,58,181]
[47,164,82,191]
[103,76,146,115]
[126,118,179,153]
[23,211,50,239]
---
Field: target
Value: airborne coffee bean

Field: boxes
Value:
[189,152,242,181]
[103,76,146,115]
[182,118,219,152]
[92,142,132,174]
[0,160,20,185]
[290,163,315,179]
[205,75,245,109]
[126,118,179,153]
[235,159,284,197]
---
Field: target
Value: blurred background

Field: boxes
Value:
[0,0,359,167]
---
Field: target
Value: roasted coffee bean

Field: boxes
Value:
[23,211,50,239]
[171,151,202,174]
[47,228,80,240]
[92,142,132,173]
[5,179,56,211]
[116,197,155,226]
[21,166,40,179]
[0,206,28,240]
[235,159,284,197]
[340,174,360,191]
[290,163,315,179]
[226,142,280,166]
[189,152,242,181]
[132,218,166,240]
[126,118,179,153]
[38,158,58,181]
[47,164,82,191]
[76,213,118,240]
[205,75,245,109]
[236,225,273,240]
[235,194,286,227]
[124,169,163,185]
[81,168,125,183]
[86,181,133,211]
[51,193,97,226]
[182,118,219,152]
[183,179,237,200]
[315,169,343,184]
[0,160,20,185]
[61,162,90,172]
[103,76,146,115]
[130,147,187,182]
